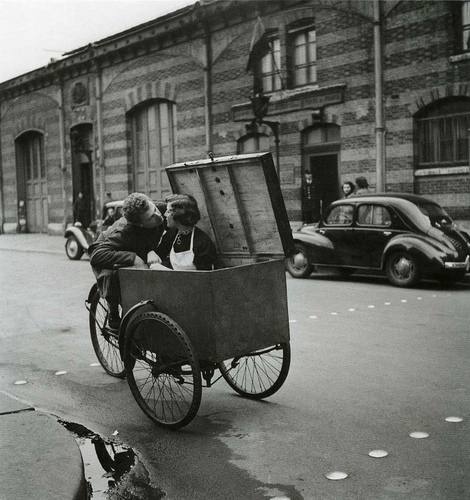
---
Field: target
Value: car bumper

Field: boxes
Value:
[444,255,470,270]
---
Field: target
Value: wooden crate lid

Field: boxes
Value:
[165,152,294,263]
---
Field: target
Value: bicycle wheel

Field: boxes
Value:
[123,311,202,429]
[218,343,291,399]
[88,289,126,378]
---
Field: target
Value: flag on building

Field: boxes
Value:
[246,17,270,72]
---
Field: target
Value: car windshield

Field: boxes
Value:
[416,202,452,227]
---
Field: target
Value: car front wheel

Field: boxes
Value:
[65,235,84,260]
[386,251,420,287]
[286,243,313,278]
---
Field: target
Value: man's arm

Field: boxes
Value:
[89,228,137,269]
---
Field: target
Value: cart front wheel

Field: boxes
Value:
[88,289,125,378]
[218,342,290,399]
[123,311,202,429]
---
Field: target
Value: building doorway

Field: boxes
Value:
[302,124,340,222]
[15,131,48,233]
[71,124,94,227]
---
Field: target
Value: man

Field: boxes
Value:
[354,176,370,195]
[89,192,164,329]
[301,170,318,224]
[73,191,89,227]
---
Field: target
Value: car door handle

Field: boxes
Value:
[383,231,392,236]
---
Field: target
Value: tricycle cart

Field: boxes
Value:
[87,152,294,429]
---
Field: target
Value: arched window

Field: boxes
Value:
[129,99,176,200]
[415,98,470,169]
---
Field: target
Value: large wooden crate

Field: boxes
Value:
[119,153,294,362]
[119,259,288,362]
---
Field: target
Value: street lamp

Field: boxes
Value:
[248,92,280,177]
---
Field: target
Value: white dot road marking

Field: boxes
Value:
[432,294,437,297]
[309,315,318,319]
[325,471,348,480]
[384,302,391,305]
[445,416,463,423]
[409,431,429,439]
[401,299,407,303]
[289,319,297,323]
[417,297,422,300]
[368,449,389,458]
[367,305,375,309]
[348,308,355,312]
[55,370,67,376]
[89,362,100,367]
[330,312,338,316]
[14,380,27,385]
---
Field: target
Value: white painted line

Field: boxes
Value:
[14,380,27,385]
[409,431,429,439]
[368,449,388,458]
[325,471,348,480]
[445,416,463,423]
[55,370,67,376]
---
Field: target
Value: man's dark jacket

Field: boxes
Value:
[89,217,164,280]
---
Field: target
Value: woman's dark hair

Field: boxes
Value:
[342,181,355,194]
[167,194,201,226]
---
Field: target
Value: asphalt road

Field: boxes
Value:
[0,247,469,499]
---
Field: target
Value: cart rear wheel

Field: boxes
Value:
[123,311,202,429]
[89,290,125,378]
[218,342,290,399]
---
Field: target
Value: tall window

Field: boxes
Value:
[289,25,316,87]
[130,100,176,200]
[463,1,470,50]
[415,99,470,168]
[259,38,282,92]
[19,132,44,182]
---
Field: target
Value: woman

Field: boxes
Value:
[152,194,217,271]
[341,181,355,198]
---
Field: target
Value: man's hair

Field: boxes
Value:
[167,194,201,226]
[122,192,151,223]
[355,176,369,189]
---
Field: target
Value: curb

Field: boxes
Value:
[0,392,88,500]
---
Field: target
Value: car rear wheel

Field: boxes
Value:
[65,235,84,260]
[286,243,313,278]
[386,251,420,287]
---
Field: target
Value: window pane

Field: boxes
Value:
[357,205,373,225]
[325,205,353,225]
[295,44,306,65]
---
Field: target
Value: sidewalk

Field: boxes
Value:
[0,234,65,255]
[0,392,87,500]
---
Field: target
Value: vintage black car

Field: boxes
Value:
[286,193,470,287]
[64,200,123,260]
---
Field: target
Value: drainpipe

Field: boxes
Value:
[203,24,213,155]
[95,67,105,213]
[58,80,68,230]
[0,105,4,233]
[374,0,386,192]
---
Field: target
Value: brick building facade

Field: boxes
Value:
[1,0,470,233]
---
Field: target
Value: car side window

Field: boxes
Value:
[357,205,392,227]
[325,205,354,226]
